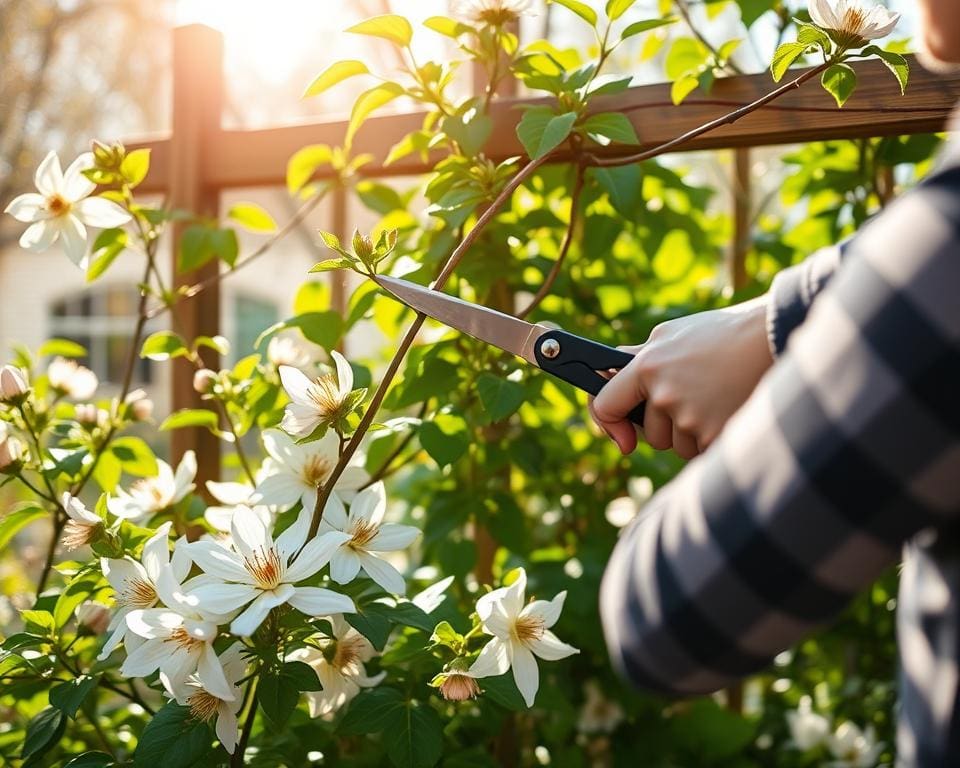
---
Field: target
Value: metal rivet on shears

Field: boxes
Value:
[540,338,561,359]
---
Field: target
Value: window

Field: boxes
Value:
[49,286,153,385]
[234,295,278,362]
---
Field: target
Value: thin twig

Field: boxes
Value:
[232,679,259,767]
[145,188,329,321]
[359,402,429,490]
[517,165,585,319]
[675,0,744,75]
[584,63,830,168]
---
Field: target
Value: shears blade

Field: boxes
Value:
[373,275,549,366]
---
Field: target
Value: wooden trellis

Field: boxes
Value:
[130,24,960,481]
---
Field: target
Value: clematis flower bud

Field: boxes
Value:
[352,229,374,261]
[48,358,98,400]
[439,669,481,702]
[193,368,219,395]
[0,437,24,474]
[76,601,111,635]
[0,365,29,404]
[125,389,154,421]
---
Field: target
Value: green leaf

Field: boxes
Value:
[592,164,642,218]
[621,17,677,40]
[423,16,471,38]
[208,227,238,268]
[160,409,219,431]
[671,73,700,104]
[110,436,158,476]
[346,14,413,47]
[347,604,395,651]
[340,687,406,735]
[228,202,277,233]
[430,620,463,650]
[286,144,333,195]
[140,331,189,361]
[665,37,709,80]
[255,311,344,352]
[580,112,639,145]
[22,707,66,767]
[476,373,525,422]
[120,148,151,187]
[38,338,87,358]
[86,228,128,282]
[862,45,909,94]
[383,702,443,768]
[797,22,830,51]
[738,0,777,26]
[347,82,406,147]
[304,59,370,98]
[50,675,99,718]
[283,660,323,692]
[821,62,857,107]
[309,257,355,273]
[64,752,114,768]
[419,415,469,468]
[770,41,807,82]
[605,0,635,21]
[478,673,527,710]
[178,226,238,271]
[133,702,212,768]
[550,0,597,27]
[0,504,46,551]
[259,668,301,726]
[21,609,56,636]
[54,574,102,628]
[442,112,493,157]
[516,108,577,160]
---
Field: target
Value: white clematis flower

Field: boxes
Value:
[170,642,247,755]
[827,722,884,768]
[251,428,368,512]
[203,480,274,544]
[108,450,197,522]
[121,568,234,701]
[61,493,103,550]
[808,0,899,45]
[287,615,385,718]
[3,151,131,268]
[47,357,98,400]
[450,0,535,26]
[279,351,356,437]
[468,568,579,708]
[184,504,355,637]
[99,521,191,660]
[786,695,831,751]
[267,335,313,370]
[321,482,420,595]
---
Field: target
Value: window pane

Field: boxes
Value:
[235,296,278,362]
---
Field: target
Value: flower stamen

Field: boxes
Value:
[244,546,284,589]
[187,689,221,722]
[120,577,157,608]
[513,614,545,645]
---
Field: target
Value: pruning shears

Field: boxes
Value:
[373,275,646,426]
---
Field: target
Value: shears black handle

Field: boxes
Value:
[533,329,646,427]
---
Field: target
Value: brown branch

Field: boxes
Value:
[307,153,551,538]
[145,187,330,321]
[517,165,585,320]
[584,63,830,168]
[675,0,744,75]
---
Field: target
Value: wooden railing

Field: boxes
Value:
[132,24,960,482]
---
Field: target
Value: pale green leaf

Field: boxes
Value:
[606,0,635,21]
[347,82,406,148]
[286,144,333,196]
[228,202,277,233]
[821,62,857,107]
[862,45,909,95]
[120,148,151,187]
[621,17,677,40]
[771,41,808,82]
[140,331,188,361]
[550,0,598,26]
[516,108,577,160]
[304,60,370,98]
[346,14,413,47]
[580,112,639,145]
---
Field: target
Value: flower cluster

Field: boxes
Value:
[786,696,884,767]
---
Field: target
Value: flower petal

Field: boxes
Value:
[101,557,147,594]
[349,483,386,527]
[331,350,354,396]
[287,586,356,617]
[511,644,540,707]
[285,531,353,583]
[159,646,199,698]
[229,585,295,636]
[174,450,198,501]
[185,541,251,583]
[279,365,314,406]
[62,152,95,200]
[520,590,566,629]
[321,493,349,532]
[74,196,131,227]
[125,608,182,639]
[197,642,236,701]
[262,428,301,467]
[336,465,370,492]
[98,620,128,660]
[527,629,579,661]
[141,522,173,582]
[328,547,362,585]
[34,151,63,197]
[368,523,420,553]
[230,505,271,562]
[58,215,89,268]
[171,537,193,584]
[251,472,304,509]
[207,481,254,505]
[188,582,259,615]
[20,220,59,253]
[119,637,167,677]
[356,551,406,595]
[216,705,240,754]
[469,637,511,678]
[275,505,311,562]
[4,193,47,223]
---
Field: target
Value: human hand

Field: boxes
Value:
[590,295,774,457]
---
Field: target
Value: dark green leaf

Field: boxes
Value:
[255,311,344,352]
[340,686,406,735]
[346,604,395,651]
[50,675,99,718]
[282,660,323,692]
[579,112,639,146]
[478,672,527,711]
[259,668,301,726]
[516,108,577,160]
[22,707,66,766]
[64,752,114,768]
[133,703,212,768]
[419,418,469,468]
[382,700,443,768]
[591,164,642,218]
[476,373,525,422]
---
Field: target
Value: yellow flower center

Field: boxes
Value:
[333,634,367,671]
[440,672,480,702]
[512,614,545,645]
[244,546,283,589]
[166,626,203,652]
[187,690,221,722]
[841,6,866,34]
[120,576,157,609]
[62,520,99,551]
[349,519,378,549]
[131,478,170,508]
[307,376,344,416]
[46,194,71,217]
[303,454,333,487]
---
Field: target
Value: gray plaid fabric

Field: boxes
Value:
[600,143,960,767]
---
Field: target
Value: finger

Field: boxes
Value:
[642,405,673,451]
[672,426,699,460]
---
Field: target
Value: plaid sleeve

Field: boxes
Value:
[766,242,848,356]
[600,160,960,695]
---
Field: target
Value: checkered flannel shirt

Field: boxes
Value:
[600,137,960,767]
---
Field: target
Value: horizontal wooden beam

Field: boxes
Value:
[133,54,958,193]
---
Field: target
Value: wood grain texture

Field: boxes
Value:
[132,53,958,193]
